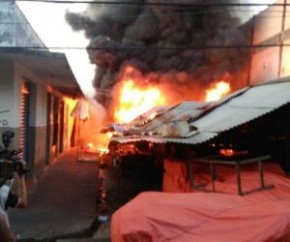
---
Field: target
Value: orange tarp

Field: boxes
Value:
[111,163,290,242]
[162,159,189,193]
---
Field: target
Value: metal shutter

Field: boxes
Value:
[20,83,29,160]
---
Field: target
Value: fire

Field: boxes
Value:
[85,142,109,155]
[205,81,230,102]
[219,148,249,157]
[96,147,109,155]
[219,148,234,156]
[114,80,166,123]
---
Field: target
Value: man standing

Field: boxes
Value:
[0,214,15,242]
[0,163,28,241]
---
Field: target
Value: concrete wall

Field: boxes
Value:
[281,1,290,77]
[281,46,290,77]
[249,0,290,84]
[253,2,283,44]
[32,126,47,179]
[0,2,45,47]
[286,0,290,30]
[63,99,77,151]
[250,47,280,84]
[0,60,15,129]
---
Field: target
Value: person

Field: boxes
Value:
[0,214,15,242]
[0,161,28,241]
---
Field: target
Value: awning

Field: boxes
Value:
[0,47,82,97]
[111,78,290,145]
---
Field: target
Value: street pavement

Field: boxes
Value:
[8,147,110,242]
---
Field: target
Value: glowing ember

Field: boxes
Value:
[84,142,109,155]
[86,143,94,149]
[205,81,231,102]
[219,149,234,156]
[114,80,166,123]
[219,148,249,157]
[148,112,157,120]
[106,132,113,139]
[96,147,109,154]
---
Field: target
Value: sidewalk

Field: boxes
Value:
[8,147,107,241]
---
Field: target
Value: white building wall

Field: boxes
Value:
[285,2,290,30]
[249,0,289,84]
[14,62,48,127]
[0,60,17,128]
[35,85,48,126]
[252,3,283,44]
[250,47,280,84]
[281,46,290,77]
[281,1,290,77]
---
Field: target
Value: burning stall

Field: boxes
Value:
[63,1,290,240]
[107,78,290,193]
[64,1,257,192]
[110,78,290,242]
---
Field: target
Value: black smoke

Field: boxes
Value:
[66,0,252,107]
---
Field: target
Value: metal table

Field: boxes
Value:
[188,155,274,195]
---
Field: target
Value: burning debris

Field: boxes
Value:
[205,80,231,102]
[66,0,251,116]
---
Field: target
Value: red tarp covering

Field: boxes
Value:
[162,159,189,193]
[111,163,290,242]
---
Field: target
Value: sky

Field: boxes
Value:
[16,1,96,98]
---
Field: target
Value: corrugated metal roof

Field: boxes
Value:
[130,105,172,127]
[113,132,217,145]
[191,79,290,133]
[141,101,204,133]
[111,78,290,145]
[107,105,172,134]
[192,107,269,133]
[109,101,204,135]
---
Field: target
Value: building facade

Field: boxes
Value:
[249,0,290,84]
[0,1,81,182]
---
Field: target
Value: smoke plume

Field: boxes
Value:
[66,0,252,108]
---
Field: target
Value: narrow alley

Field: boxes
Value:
[9,148,108,242]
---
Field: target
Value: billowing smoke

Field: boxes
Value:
[66,0,252,108]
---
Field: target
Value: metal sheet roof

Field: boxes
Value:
[113,132,217,145]
[106,105,172,134]
[192,106,270,133]
[130,105,172,127]
[191,79,290,133]
[139,101,204,133]
[111,78,290,145]
[109,101,205,135]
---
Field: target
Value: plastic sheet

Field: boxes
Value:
[112,163,290,242]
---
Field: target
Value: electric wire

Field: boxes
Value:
[11,0,290,8]
[0,7,289,25]
[0,1,287,51]
[0,42,290,50]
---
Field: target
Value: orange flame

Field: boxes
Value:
[219,148,234,156]
[205,81,230,102]
[114,80,166,123]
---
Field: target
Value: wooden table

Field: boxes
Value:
[188,155,274,195]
